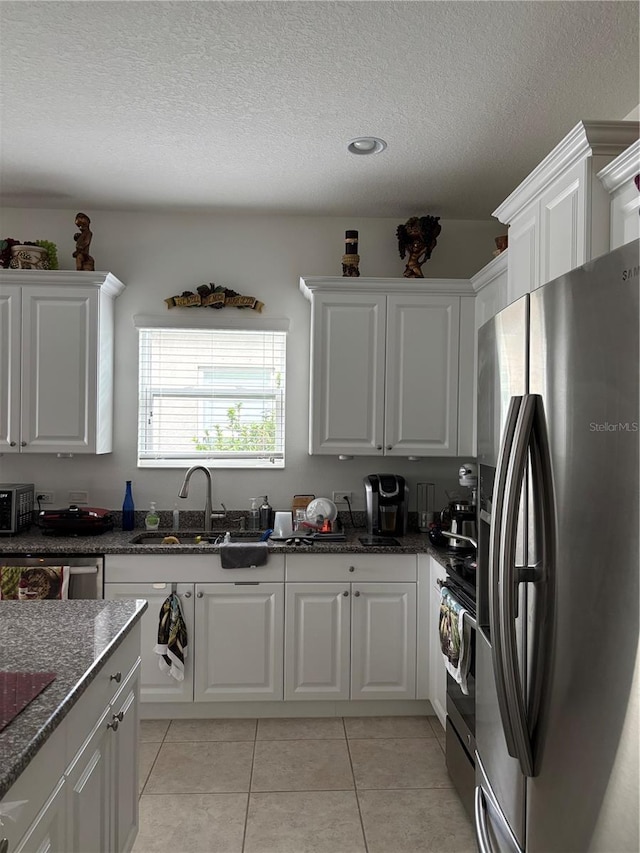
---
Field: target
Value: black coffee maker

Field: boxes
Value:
[364,474,409,536]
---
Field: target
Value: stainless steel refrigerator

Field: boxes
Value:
[475,239,639,852]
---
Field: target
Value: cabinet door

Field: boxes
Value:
[194,583,284,701]
[0,285,20,453]
[110,662,141,853]
[428,559,447,728]
[538,159,588,286]
[21,286,99,453]
[309,292,386,455]
[14,777,67,853]
[385,294,460,456]
[507,208,539,302]
[351,582,417,700]
[65,706,111,853]
[284,583,350,700]
[104,583,195,703]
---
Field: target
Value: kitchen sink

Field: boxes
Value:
[129,531,266,545]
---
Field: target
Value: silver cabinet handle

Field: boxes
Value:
[348,566,355,572]
[0,837,9,853]
[376,445,382,450]
[343,590,349,596]
[110,671,122,683]
[196,591,204,598]
[354,590,360,597]
[107,719,119,731]
[20,441,27,447]
[183,591,192,598]
[9,441,16,447]
[386,445,392,450]
[113,710,124,722]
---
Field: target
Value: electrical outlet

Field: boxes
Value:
[36,491,54,504]
[332,491,353,505]
[69,490,89,505]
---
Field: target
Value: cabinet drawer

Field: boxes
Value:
[65,626,140,768]
[285,554,416,583]
[105,554,285,584]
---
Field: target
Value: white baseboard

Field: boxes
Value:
[140,699,434,720]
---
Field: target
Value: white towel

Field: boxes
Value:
[439,586,472,695]
[154,592,188,681]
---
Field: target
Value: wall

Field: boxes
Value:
[0,207,504,514]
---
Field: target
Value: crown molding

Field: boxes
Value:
[470,250,508,293]
[493,120,640,224]
[0,268,125,297]
[597,139,640,192]
[299,276,474,301]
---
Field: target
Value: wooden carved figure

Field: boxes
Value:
[396,215,441,278]
[73,212,95,271]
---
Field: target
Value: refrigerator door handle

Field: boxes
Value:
[499,394,538,777]
[525,394,556,771]
[488,394,522,758]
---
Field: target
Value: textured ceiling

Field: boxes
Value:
[1,1,638,219]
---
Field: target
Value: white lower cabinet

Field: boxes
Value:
[284,583,353,701]
[65,643,141,853]
[350,582,417,700]
[13,779,67,853]
[194,583,284,701]
[284,555,418,702]
[105,582,195,703]
[1,626,141,853]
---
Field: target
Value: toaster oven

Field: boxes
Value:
[0,484,34,534]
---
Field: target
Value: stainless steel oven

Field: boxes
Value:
[0,555,104,599]
[439,554,477,821]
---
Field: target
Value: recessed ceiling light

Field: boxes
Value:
[347,137,387,155]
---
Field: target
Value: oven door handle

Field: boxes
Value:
[475,786,495,853]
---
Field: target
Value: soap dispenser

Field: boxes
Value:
[145,502,160,531]
[248,498,260,532]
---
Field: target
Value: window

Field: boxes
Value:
[137,326,286,468]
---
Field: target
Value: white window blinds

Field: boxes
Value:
[137,327,286,468]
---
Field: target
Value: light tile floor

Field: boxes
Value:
[134,715,476,853]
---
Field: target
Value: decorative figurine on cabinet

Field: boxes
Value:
[73,212,95,271]
[396,215,441,278]
[341,229,360,276]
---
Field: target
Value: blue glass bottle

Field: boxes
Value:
[122,480,135,531]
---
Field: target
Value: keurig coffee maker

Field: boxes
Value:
[364,474,409,536]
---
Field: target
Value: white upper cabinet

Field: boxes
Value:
[299,277,476,458]
[597,139,640,250]
[493,120,639,304]
[0,270,125,454]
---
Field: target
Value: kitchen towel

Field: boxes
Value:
[439,586,472,695]
[0,566,70,600]
[219,542,269,569]
[154,592,188,681]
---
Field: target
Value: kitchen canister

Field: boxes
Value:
[273,511,294,538]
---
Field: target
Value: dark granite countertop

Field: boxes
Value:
[0,527,453,565]
[0,598,147,799]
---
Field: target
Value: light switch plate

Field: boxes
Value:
[68,490,89,505]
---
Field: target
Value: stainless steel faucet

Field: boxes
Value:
[178,465,225,533]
